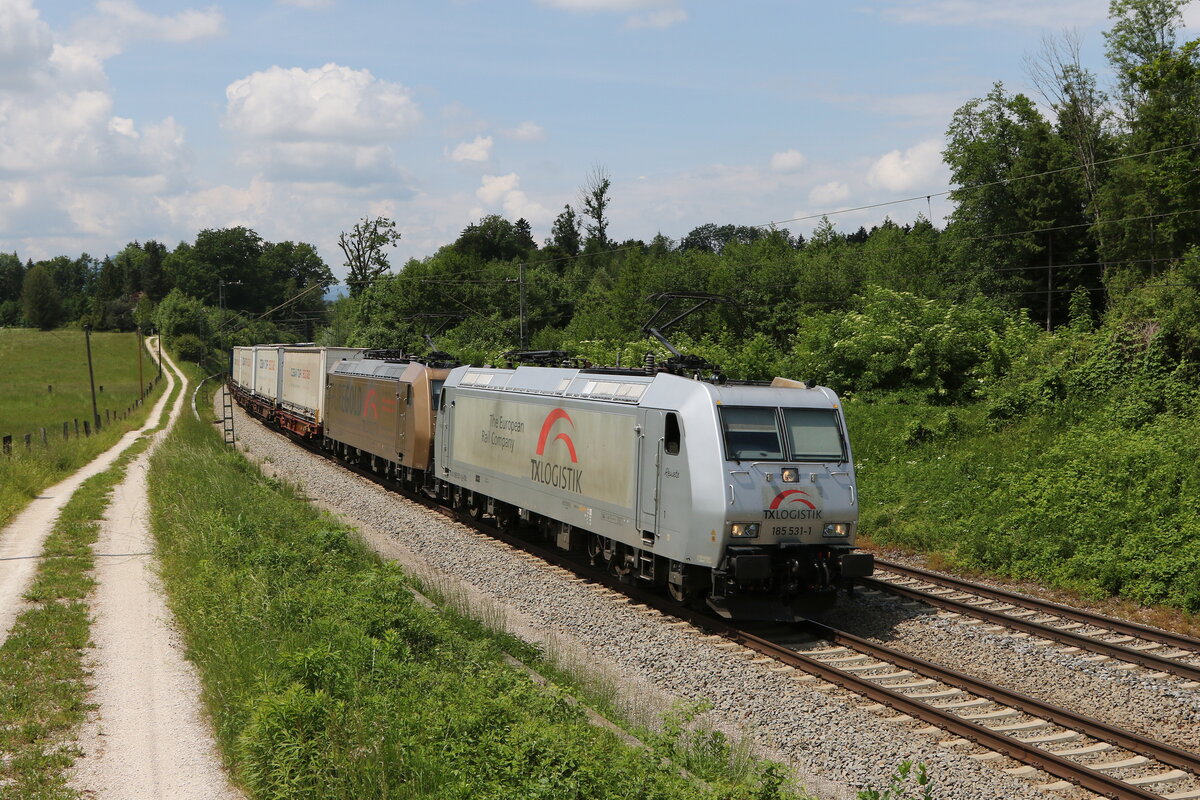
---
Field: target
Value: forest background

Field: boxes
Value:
[5,0,1200,612]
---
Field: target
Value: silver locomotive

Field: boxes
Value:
[435,365,872,619]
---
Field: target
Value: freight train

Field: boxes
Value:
[229,345,873,620]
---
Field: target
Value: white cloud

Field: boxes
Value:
[476,173,520,206]
[876,0,1105,28]
[502,190,553,225]
[473,173,553,225]
[626,8,687,28]
[540,0,665,9]
[538,0,686,29]
[867,139,944,193]
[808,181,850,206]
[225,63,421,182]
[93,0,224,43]
[68,1,225,63]
[449,135,493,163]
[0,0,53,89]
[0,1,220,255]
[502,121,546,142]
[226,63,420,143]
[276,0,334,8]
[769,148,806,173]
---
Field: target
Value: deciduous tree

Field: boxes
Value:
[579,166,611,250]
[21,265,63,330]
[339,216,401,297]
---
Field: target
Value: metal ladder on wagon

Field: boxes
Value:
[221,384,236,447]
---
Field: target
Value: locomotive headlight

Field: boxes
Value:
[781,468,799,483]
[822,523,850,538]
[730,522,760,538]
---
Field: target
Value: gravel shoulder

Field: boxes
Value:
[225,394,1062,800]
[69,353,244,800]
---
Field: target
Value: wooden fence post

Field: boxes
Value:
[83,421,90,437]
[2,435,10,456]
[62,422,69,441]
[24,434,31,451]
[40,428,47,446]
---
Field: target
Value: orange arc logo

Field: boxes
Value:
[536,408,578,463]
[768,489,815,510]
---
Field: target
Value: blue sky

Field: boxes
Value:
[3,0,1197,282]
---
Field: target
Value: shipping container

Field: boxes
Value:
[253,346,282,400]
[232,346,255,393]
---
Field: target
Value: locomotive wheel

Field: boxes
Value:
[667,582,689,604]
[466,493,485,520]
[494,503,517,532]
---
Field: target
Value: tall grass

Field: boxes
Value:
[846,391,1200,614]
[0,329,164,529]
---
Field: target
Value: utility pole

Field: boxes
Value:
[136,327,144,400]
[1046,234,1053,332]
[84,325,100,431]
[518,261,527,349]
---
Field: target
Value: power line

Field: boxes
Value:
[756,139,1200,230]
[218,281,329,336]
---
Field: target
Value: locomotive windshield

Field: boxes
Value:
[782,407,845,461]
[721,407,783,459]
[721,406,845,462]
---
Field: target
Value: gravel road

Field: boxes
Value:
[70,349,244,800]
[225,395,1075,800]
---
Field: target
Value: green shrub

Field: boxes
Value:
[174,333,208,362]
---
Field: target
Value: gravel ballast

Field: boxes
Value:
[222,395,1141,800]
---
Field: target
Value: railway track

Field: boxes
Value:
[738,623,1200,800]
[236,406,1200,800]
[862,561,1200,685]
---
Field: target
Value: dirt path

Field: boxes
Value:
[0,338,177,645]
[69,349,243,799]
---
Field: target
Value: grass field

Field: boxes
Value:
[0,328,165,530]
[0,328,160,439]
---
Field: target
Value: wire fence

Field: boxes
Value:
[1,373,163,457]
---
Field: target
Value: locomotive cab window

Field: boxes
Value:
[664,412,681,455]
[782,408,845,462]
[431,380,445,409]
[720,406,783,460]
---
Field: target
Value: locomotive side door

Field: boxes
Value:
[637,409,689,545]
[395,381,411,461]
[636,409,662,535]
